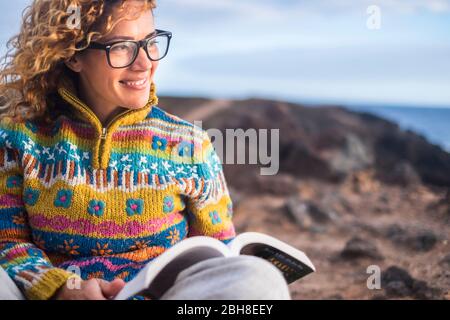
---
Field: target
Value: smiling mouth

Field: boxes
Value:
[119,77,148,89]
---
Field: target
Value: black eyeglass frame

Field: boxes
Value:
[87,29,173,68]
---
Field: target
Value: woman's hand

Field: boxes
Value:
[53,278,126,300]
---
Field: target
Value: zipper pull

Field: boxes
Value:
[100,128,107,139]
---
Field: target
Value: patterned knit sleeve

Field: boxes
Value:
[184,130,236,244]
[0,125,76,300]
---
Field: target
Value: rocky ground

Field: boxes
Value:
[230,178,449,300]
[159,95,450,300]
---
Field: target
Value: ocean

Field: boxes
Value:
[344,105,450,153]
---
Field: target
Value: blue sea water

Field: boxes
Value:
[344,105,450,153]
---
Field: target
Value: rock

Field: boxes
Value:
[378,193,389,204]
[381,266,440,299]
[329,133,374,175]
[380,161,421,186]
[385,280,411,297]
[306,202,334,223]
[284,196,336,229]
[284,197,314,229]
[350,222,381,237]
[385,225,438,252]
[310,225,327,234]
[339,237,384,260]
[166,95,450,188]
[412,231,439,251]
[374,129,450,187]
[374,205,391,215]
[348,169,380,193]
[338,196,354,214]
[429,190,450,218]
[223,164,299,196]
[439,254,450,267]
[280,142,340,182]
[411,280,440,300]
[386,224,407,240]
[253,173,299,196]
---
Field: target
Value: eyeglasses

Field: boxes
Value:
[87,29,172,68]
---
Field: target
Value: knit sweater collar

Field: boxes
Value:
[56,80,159,169]
[57,81,158,129]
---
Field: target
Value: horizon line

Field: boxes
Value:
[157,91,450,110]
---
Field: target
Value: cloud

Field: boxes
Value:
[156,0,450,43]
[364,0,450,13]
[176,44,450,82]
[158,0,450,25]
[294,0,450,14]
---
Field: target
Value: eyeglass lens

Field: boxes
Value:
[108,34,169,68]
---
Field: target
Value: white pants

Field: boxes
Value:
[0,266,25,300]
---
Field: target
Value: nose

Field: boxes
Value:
[130,46,152,71]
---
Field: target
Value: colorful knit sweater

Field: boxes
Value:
[0,82,236,300]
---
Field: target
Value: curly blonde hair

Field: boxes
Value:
[0,0,156,124]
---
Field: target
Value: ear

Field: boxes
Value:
[65,55,83,73]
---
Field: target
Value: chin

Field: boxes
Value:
[121,96,150,109]
[115,84,151,109]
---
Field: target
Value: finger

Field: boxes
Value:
[98,278,126,299]
[83,279,107,300]
[96,279,112,298]
[110,278,126,294]
[89,292,108,300]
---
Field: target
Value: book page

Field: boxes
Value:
[115,236,231,300]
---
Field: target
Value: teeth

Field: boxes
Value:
[122,79,146,86]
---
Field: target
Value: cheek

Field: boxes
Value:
[81,52,158,108]
[84,54,123,89]
[84,51,108,72]
[150,61,159,79]
[82,53,118,82]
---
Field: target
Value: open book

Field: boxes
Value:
[114,232,315,300]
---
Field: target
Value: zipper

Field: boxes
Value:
[60,88,136,168]
[100,127,107,140]
[97,109,134,167]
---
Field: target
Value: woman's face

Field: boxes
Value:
[70,2,158,117]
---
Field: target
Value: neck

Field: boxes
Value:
[78,80,124,127]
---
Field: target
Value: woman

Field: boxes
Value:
[0,0,290,300]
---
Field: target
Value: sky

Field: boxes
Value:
[1,0,450,107]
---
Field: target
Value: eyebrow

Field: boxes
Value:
[102,30,157,42]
